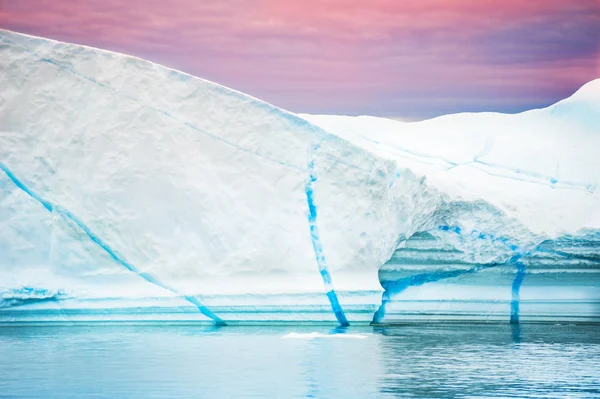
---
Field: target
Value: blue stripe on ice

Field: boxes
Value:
[439,226,537,324]
[358,134,594,192]
[439,224,528,323]
[305,158,349,326]
[373,224,529,324]
[319,268,333,285]
[510,256,527,324]
[372,263,497,324]
[473,158,582,188]
[183,296,225,325]
[382,265,492,294]
[326,290,348,326]
[0,163,54,212]
[0,162,226,326]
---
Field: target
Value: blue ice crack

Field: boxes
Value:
[373,224,530,324]
[359,134,593,192]
[440,224,528,323]
[510,255,526,324]
[372,262,499,324]
[305,143,349,326]
[0,162,226,326]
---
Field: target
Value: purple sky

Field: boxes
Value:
[1,0,599,119]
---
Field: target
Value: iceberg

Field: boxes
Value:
[1,30,598,325]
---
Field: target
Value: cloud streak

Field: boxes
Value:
[1,0,598,119]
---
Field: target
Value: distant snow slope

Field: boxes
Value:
[301,82,600,323]
[301,79,600,237]
[1,30,598,324]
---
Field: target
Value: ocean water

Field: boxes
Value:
[0,324,598,399]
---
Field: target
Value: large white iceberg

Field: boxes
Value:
[1,30,598,325]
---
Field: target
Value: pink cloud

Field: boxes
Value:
[1,0,598,119]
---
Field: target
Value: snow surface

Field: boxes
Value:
[1,30,599,324]
[301,84,600,237]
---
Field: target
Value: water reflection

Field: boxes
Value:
[0,324,597,398]
[511,323,522,343]
[376,324,600,398]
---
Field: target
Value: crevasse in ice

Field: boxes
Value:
[1,30,599,324]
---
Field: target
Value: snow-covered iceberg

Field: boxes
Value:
[1,30,598,325]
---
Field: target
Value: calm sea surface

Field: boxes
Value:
[0,324,598,399]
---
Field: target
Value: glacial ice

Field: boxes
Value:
[1,30,599,325]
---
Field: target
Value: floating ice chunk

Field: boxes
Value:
[281,332,368,339]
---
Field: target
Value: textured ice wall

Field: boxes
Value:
[1,30,599,324]
[0,30,437,323]
[303,81,600,323]
[302,81,600,238]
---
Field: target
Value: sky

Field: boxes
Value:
[1,0,599,120]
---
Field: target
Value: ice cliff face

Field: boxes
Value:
[1,30,599,324]
[302,84,600,323]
